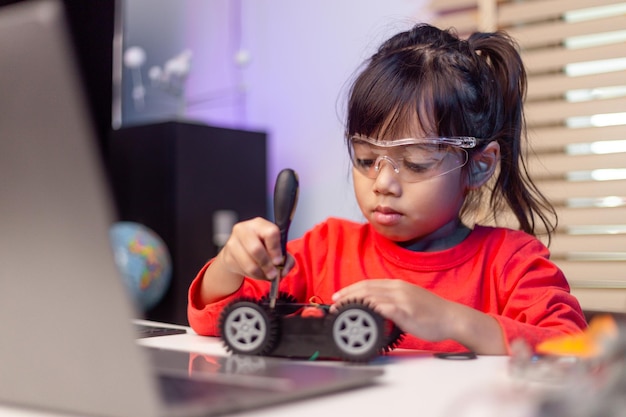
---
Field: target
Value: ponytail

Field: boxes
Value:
[467,32,557,242]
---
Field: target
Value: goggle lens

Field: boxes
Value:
[349,136,471,182]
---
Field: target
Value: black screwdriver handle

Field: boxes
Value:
[273,168,299,261]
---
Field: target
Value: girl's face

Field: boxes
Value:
[352,136,469,245]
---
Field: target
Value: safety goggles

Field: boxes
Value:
[349,134,477,183]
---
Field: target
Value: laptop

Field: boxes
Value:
[0,1,383,416]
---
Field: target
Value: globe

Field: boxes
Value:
[109,221,172,312]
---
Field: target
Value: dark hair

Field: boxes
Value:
[345,23,556,241]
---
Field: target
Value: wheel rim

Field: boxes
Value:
[332,308,379,356]
[223,306,268,353]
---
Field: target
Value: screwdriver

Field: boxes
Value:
[269,168,299,309]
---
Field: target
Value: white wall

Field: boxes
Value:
[123,0,429,238]
[241,1,429,238]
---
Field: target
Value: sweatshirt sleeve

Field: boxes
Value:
[187,260,272,336]
[489,238,587,352]
[186,237,312,336]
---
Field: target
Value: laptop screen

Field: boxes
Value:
[0,1,161,415]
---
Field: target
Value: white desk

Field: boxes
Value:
[0,324,547,417]
[136,329,541,417]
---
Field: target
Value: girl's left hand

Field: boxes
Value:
[331,279,507,354]
[331,279,457,342]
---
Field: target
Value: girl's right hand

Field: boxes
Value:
[199,217,295,305]
[217,216,294,281]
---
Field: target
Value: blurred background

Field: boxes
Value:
[99,0,426,323]
[114,0,427,239]
[4,0,622,324]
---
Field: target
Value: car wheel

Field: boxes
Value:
[219,300,278,355]
[330,302,385,362]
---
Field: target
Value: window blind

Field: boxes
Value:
[428,0,626,313]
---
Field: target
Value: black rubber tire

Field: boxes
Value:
[219,300,279,355]
[330,302,386,362]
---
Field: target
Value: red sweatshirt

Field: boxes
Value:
[188,218,586,353]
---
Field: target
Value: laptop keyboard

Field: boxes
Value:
[135,324,187,338]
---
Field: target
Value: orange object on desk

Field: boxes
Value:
[536,314,619,358]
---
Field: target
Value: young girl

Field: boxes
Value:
[188,23,586,355]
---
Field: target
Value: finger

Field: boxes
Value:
[259,225,287,266]
[225,220,281,280]
[329,292,397,320]
[221,234,272,280]
[221,228,277,279]
[281,254,296,275]
[237,218,284,266]
[243,237,280,280]
[331,280,402,316]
